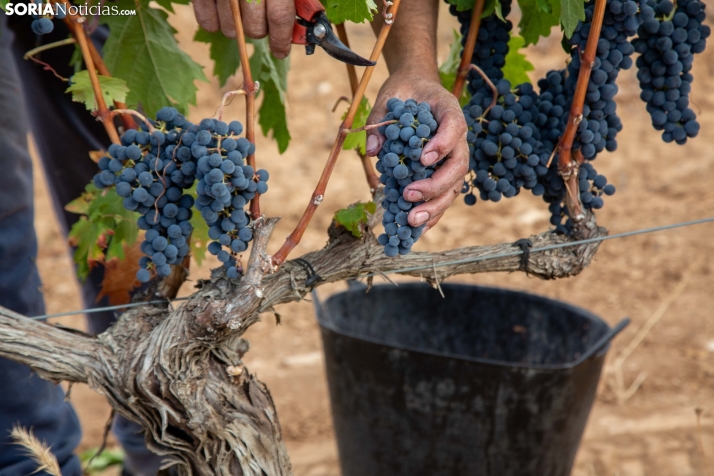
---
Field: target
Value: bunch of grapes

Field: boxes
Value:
[94,107,265,282]
[94,107,198,282]
[564,0,641,161]
[633,0,709,143]
[450,0,514,95]
[534,70,618,230]
[192,120,269,280]
[533,0,636,232]
[375,98,439,257]
[461,79,551,205]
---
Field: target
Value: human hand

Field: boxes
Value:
[192,0,295,59]
[365,74,469,234]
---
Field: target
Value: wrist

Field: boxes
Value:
[387,63,440,83]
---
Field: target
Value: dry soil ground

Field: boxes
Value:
[29,3,714,475]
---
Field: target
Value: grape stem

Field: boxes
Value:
[217,88,248,121]
[331,96,351,112]
[45,0,120,144]
[466,63,498,113]
[23,38,76,61]
[110,109,156,133]
[452,0,486,98]
[26,55,68,82]
[271,0,402,266]
[228,0,260,220]
[556,0,607,222]
[47,0,129,140]
[335,23,380,193]
[85,37,137,131]
[344,119,397,135]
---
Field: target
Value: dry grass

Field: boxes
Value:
[10,425,62,476]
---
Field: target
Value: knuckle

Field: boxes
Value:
[244,24,267,38]
[201,21,219,32]
[267,7,295,28]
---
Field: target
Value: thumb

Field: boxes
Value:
[364,94,390,157]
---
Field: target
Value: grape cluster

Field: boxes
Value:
[537,70,617,234]
[193,121,269,280]
[461,79,551,205]
[375,98,439,257]
[94,108,198,282]
[566,0,641,161]
[450,0,514,95]
[633,0,709,143]
[94,107,263,282]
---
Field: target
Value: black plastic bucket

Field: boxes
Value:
[314,283,628,476]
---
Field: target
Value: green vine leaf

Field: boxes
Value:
[334,201,377,238]
[194,27,239,87]
[560,0,585,38]
[342,97,371,155]
[321,0,377,24]
[536,0,553,13]
[444,0,475,11]
[152,0,190,13]
[66,71,129,111]
[67,183,140,281]
[502,35,535,85]
[102,0,207,117]
[517,0,561,45]
[187,185,209,266]
[249,38,291,153]
[80,447,124,474]
[485,0,505,20]
[0,0,9,11]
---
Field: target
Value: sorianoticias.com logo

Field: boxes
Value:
[3,1,136,35]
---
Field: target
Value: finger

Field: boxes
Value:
[406,181,460,228]
[266,0,295,59]
[421,100,468,166]
[364,90,391,157]
[193,0,220,32]
[216,0,236,38]
[403,138,469,202]
[240,0,267,38]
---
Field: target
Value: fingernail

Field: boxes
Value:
[414,211,429,226]
[422,151,439,165]
[405,189,424,201]
[366,135,379,154]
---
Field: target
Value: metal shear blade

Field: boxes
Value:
[292,0,376,67]
[307,12,376,67]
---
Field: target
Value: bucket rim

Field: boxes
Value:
[316,282,623,370]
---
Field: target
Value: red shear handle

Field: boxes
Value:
[295,0,324,21]
[292,0,325,45]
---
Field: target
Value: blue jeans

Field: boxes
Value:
[0,13,162,476]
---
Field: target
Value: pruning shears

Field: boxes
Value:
[292,0,376,66]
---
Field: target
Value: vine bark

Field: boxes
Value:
[0,199,606,475]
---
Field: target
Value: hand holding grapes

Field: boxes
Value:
[367,0,469,234]
[366,75,469,234]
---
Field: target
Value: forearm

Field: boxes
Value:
[371,0,440,80]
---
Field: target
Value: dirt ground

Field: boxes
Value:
[30,3,714,475]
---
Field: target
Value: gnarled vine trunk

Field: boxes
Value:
[0,207,606,475]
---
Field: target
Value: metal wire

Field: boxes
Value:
[357,216,714,278]
[29,216,714,321]
[30,297,191,321]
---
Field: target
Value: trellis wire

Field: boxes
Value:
[28,216,714,321]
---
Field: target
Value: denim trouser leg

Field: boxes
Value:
[1,13,164,475]
[0,14,82,476]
